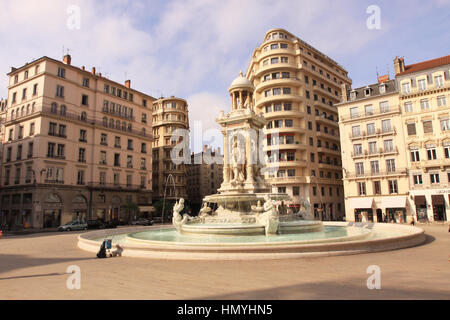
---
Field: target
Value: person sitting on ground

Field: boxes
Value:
[96,240,107,259]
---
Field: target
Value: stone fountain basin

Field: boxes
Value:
[203,192,290,203]
[180,220,323,236]
[77,222,426,260]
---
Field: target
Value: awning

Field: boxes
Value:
[348,197,373,209]
[414,195,426,206]
[139,206,155,212]
[380,196,407,209]
[431,194,445,206]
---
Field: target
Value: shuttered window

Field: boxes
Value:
[407,123,416,135]
[423,120,433,133]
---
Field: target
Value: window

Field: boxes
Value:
[379,84,386,94]
[82,78,89,87]
[47,142,55,157]
[283,87,291,94]
[410,147,420,162]
[413,174,423,185]
[104,84,110,94]
[358,182,366,195]
[444,143,450,158]
[434,75,444,87]
[373,181,381,195]
[381,119,392,132]
[28,142,33,158]
[388,180,398,194]
[285,120,293,127]
[78,148,86,162]
[142,113,147,123]
[386,159,396,172]
[141,158,147,170]
[79,129,87,142]
[437,95,447,107]
[355,162,364,176]
[141,143,147,153]
[57,67,66,78]
[101,133,107,145]
[384,139,394,152]
[402,82,410,94]
[56,85,64,98]
[127,155,133,168]
[100,151,106,165]
[418,79,427,91]
[350,107,359,119]
[368,141,377,154]
[404,102,413,112]
[16,145,22,160]
[127,139,133,150]
[271,57,279,64]
[420,99,430,110]
[426,145,437,160]
[379,101,389,113]
[430,173,440,184]
[353,144,362,155]
[352,125,361,137]
[113,173,120,186]
[114,136,121,148]
[81,94,89,106]
[407,123,416,136]
[365,104,373,116]
[423,120,433,134]
[33,83,38,96]
[370,160,379,174]
[273,88,281,95]
[367,123,376,135]
[77,170,85,185]
[114,153,120,166]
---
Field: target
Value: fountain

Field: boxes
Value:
[168,72,323,237]
[78,72,426,260]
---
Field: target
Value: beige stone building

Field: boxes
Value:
[245,28,352,220]
[396,55,450,222]
[151,97,189,203]
[0,55,154,229]
[338,55,450,223]
[337,78,410,223]
[186,145,223,213]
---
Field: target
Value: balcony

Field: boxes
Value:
[255,77,301,93]
[87,182,143,191]
[44,179,65,184]
[47,154,65,160]
[316,131,340,141]
[317,147,341,156]
[345,169,407,179]
[314,115,339,127]
[101,107,135,121]
[340,106,401,122]
[349,127,396,140]
[255,93,303,108]
[253,61,298,77]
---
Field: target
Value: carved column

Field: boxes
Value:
[239,91,243,109]
[223,131,230,183]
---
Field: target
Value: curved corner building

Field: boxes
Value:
[246,28,352,220]
[151,97,189,202]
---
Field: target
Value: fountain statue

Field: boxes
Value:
[172,72,322,236]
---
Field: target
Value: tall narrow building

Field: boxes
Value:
[151,97,189,205]
[246,28,352,220]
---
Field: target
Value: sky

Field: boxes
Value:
[0,0,449,152]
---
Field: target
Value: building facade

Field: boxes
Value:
[337,78,411,223]
[338,55,450,223]
[245,28,352,220]
[0,55,154,229]
[396,55,450,222]
[151,97,189,203]
[186,145,223,213]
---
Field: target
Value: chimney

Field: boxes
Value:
[81,66,85,71]
[63,54,71,65]
[91,67,96,75]
[340,83,348,103]
[394,56,405,75]
[125,80,131,88]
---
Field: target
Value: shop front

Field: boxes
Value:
[381,196,407,223]
[414,195,428,222]
[431,194,446,221]
[42,193,62,228]
[348,197,374,222]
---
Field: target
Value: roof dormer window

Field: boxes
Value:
[379,84,386,94]
[364,87,371,97]
[350,91,356,101]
